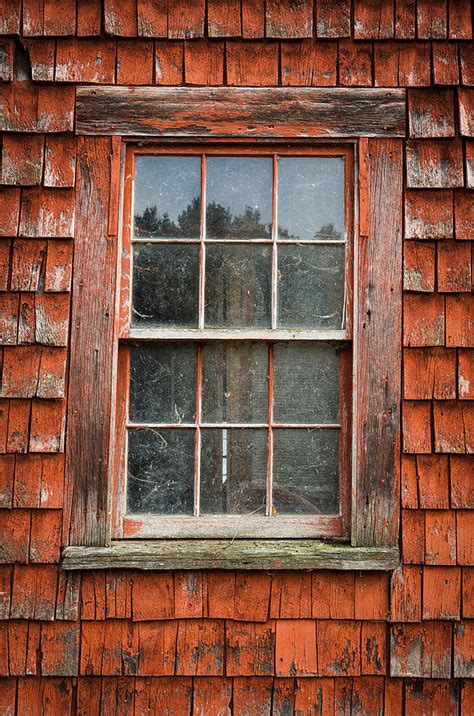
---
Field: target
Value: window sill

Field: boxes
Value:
[61,540,399,571]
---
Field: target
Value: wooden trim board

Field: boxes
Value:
[75,86,406,138]
[62,540,400,571]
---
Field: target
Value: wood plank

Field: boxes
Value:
[63,137,117,546]
[353,139,403,546]
[76,86,406,138]
[61,540,400,571]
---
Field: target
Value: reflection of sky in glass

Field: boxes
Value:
[278,157,345,240]
[134,155,201,222]
[206,156,272,226]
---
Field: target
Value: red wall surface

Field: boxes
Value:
[0,1,473,713]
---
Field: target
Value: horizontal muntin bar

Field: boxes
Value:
[126,423,341,429]
[132,237,346,245]
[126,328,347,341]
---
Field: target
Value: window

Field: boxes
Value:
[112,145,353,539]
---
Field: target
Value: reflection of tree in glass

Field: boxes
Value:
[314,223,342,241]
[135,198,272,239]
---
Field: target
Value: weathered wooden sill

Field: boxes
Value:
[61,540,400,571]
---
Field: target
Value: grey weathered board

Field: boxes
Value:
[75,86,406,138]
[352,138,403,547]
[62,540,400,571]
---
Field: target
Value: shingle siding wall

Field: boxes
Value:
[0,1,473,713]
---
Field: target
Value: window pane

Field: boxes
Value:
[277,244,345,328]
[202,342,268,423]
[134,155,201,239]
[132,243,199,327]
[278,157,345,241]
[205,244,271,327]
[127,428,195,514]
[129,343,197,424]
[206,157,272,239]
[200,428,267,514]
[273,429,339,514]
[273,343,340,424]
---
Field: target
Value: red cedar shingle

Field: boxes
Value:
[35,293,70,347]
[14,453,64,509]
[19,188,75,238]
[7,399,31,453]
[405,190,453,239]
[403,401,432,454]
[0,346,41,398]
[226,41,279,86]
[354,0,394,39]
[460,42,474,84]
[404,294,445,347]
[174,572,204,618]
[22,0,44,35]
[29,509,61,563]
[234,571,272,622]
[18,293,35,345]
[432,42,460,85]
[23,39,55,82]
[458,350,474,400]
[417,0,448,39]
[450,455,474,508]
[402,509,425,564]
[406,140,464,189]
[338,41,373,87]
[401,455,418,508]
[0,509,30,563]
[403,242,435,292]
[40,622,80,676]
[11,240,46,292]
[271,572,313,618]
[462,567,474,617]
[193,679,232,715]
[37,85,75,133]
[0,0,20,34]
[465,140,474,188]
[132,572,174,620]
[11,564,58,619]
[311,572,355,619]
[77,0,102,36]
[104,0,138,36]
[354,573,389,620]
[241,0,265,38]
[0,188,21,237]
[434,401,473,453]
[0,240,10,290]
[43,0,76,36]
[44,136,77,188]
[55,39,116,83]
[457,511,474,565]
[175,620,225,675]
[137,0,167,37]
[281,41,337,87]
[390,622,452,677]
[361,623,387,675]
[117,40,154,84]
[437,241,472,291]
[423,566,461,620]
[449,0,473,40]
[275,620,316,676]
[227,621,276,675]
[0,38,14,81]
[408,89,455,137]
[29,399,65,453]
[265,0,313,39]
[316,0,351,38]
[0,455,14,508]
[44,241,73,292]
[135,621,177,675]
[425,510,457,565]
[417,455,450,508]
[184,40,225,86]
[405,680,459,711]
[155,41,183,85]
[404,348,456,400]
[454,191,474,239]
[446,294,474,346]
[168,0,205,39]
[454,621,474,676]
[317,620,361,676]
[207,0,241,37]
[390,565,423,621]
[395,0,416,39]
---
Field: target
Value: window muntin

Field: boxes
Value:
[114,144,353,540]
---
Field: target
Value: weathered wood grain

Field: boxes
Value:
[75,86,406,138]
[63,137,117,547]
[61,540,400,571]
[353,139,403,546]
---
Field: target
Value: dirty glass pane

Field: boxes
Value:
[277,157,345,241]
[132,243,199,327]
[205,244,271,327]
[129,343,197,424]
[127,428,195,514]
[200,429,267,514]
[272,429,339,514]
[206,157,272,239]
[134,155,201,239]
[273,343,339,424]
[202,342,268,423]
[277,244,345,328]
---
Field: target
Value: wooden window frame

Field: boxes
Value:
[113,143,353,541]
[62,86,404,570]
